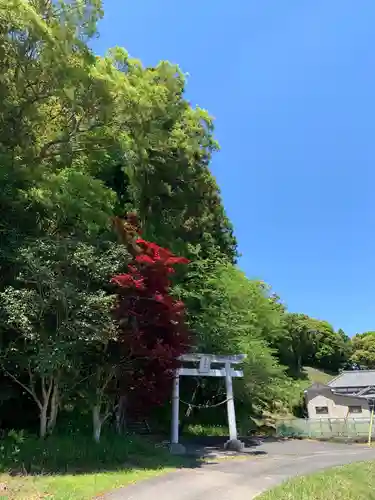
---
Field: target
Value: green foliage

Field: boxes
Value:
[0,0,116,282]
[183,424,229,437]
[275,313,351,376]
[0,234,130,436]
[94,54,237,262]
[351,331,375,368]
[176,259,289,411]
[1,0,237,265]
[259,461,375,500]
[314,324,351,371]
[0,430,186,474]
[177,259,282,352]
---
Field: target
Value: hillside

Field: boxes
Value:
[303,366,336,386]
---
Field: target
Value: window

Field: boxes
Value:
[315,406,329,415]
[348,406,362,414]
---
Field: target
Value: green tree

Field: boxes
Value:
[275,313,316,375]
[0,0,116,282]
[94,52,237,262]
[351,332,375,369]
[0,0,134,439]
[275,314,350,375]
[0,232,130,438]
[1,0,237,272]
[314,323,351,372]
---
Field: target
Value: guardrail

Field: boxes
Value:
[276,417,375,440]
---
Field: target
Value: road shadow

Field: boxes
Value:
[182,434,285,447]
[179,435,284,458]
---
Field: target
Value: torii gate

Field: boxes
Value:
[170,353,246,454]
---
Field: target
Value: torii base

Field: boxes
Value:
[224,439,245,452]
[169,443,187,455]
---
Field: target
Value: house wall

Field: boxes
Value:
[307,392,371,419]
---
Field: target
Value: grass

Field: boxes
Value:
[0,431,199,499]
[183,424,229,437]
[303,366,335,386]
[258,460,375,500]
[0,469,168,499]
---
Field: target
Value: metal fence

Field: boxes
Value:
[276,418,375,441]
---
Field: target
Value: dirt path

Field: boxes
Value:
[103,439,375,499]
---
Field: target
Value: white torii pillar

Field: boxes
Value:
[169,354,246,454]
[170,370,186,455]
[225,361,238,444]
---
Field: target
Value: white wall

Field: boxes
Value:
[307,392,370,419]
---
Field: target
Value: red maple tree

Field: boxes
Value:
[111,215,191,413]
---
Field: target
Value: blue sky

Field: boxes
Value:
[94,1,375,336]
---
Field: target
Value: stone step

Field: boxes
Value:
[126,419,151,435]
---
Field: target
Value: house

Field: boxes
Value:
[305,370,375,419]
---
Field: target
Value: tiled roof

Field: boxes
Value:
[328,370,375,388]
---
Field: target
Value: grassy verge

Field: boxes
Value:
[258,461,375,500]
[183,424,229,437]
[0,431,198,499]
[0,469,169,500]
[303,366,335,386]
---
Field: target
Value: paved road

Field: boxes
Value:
[103,439,375,500]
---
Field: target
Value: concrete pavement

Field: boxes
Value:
[102,439,375,500]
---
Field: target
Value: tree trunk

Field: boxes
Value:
[92,405,103,443]
[297,354,302,374]
[39,376,55,438]
[40,404,48,439]
[3,369,57,438]
[47,382,59,435]
[116,395,127,434]
[91,367,115,441]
